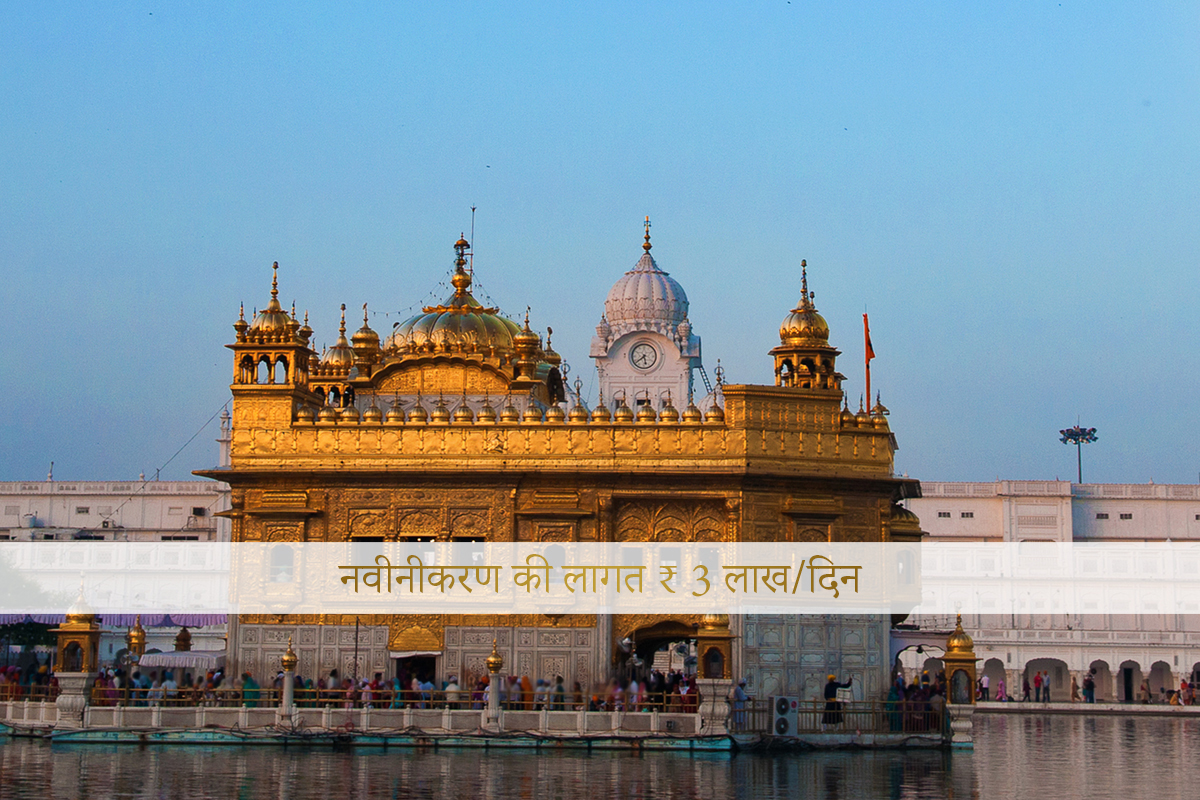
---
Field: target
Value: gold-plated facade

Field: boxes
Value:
[202,239,923,689]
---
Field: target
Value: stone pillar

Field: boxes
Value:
[696,678,733,736]
[485,638,503,731]
[280,636,297,714]
[1006,669,1022,699]
[53,672,95,730]
[947,705,976,748]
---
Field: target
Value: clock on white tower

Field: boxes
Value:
[630,342,658,371]
[591,221,701,407]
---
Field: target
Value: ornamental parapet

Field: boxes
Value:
[225,387,896,476]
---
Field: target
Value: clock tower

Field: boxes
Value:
[590,219,701,411]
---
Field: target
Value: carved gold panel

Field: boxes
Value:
[615,500,728,542]
[348,509,389,539]
[375,363,509,396]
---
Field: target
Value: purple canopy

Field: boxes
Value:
[0,614,227,627]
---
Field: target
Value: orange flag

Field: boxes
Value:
[864,314,875,362]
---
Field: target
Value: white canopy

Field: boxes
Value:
[137,651,226,670]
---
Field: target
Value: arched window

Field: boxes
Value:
[328,387,341,407]
[703,646,725,679]
[257,357,271,384]
[239,355,255,384]
[270,545,294,583]
[274,356,288,384]
[63,642,83,672]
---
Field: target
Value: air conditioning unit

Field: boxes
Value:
[772,695,799,736]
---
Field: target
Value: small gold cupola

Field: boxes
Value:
[250,263,294,334]
[323,304,355,371]
[769,260,844,392]
[352,303,381,370]
[228,262,315,389]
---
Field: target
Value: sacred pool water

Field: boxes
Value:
[1,715,1196,799]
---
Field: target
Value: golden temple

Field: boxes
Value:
[200,229,924,701]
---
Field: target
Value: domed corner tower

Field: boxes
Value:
[590,218,701,411]
[768,259,844,393]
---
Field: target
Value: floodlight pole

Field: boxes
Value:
[1059,425,1098,484]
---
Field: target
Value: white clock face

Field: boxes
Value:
[630,342,658,370]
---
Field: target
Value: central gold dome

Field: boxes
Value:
[385,239,523,355]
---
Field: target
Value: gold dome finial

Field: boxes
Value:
[643,216,652,252]
[799,259,813,310]
[271,262,279,301]
[125,614,146,656]
[339,303,347,336]
[281,635,298,672]
[486,638,504,673]
[239,303,245,322]
[777,259,831,347]
[363,303,369,326]
[451,235,472,293]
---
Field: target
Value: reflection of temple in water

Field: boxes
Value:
[0,736,981,799]
[199,226,924,701]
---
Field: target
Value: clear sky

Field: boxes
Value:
[2,2,1198,485]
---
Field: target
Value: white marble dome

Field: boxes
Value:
[603,251,689,336]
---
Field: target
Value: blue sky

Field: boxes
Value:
[2,2,1198,484]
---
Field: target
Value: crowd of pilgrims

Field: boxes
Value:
[884,671,949,732]
[20,663,707,710]
[0,664,57,700]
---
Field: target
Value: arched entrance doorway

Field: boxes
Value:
[615,618,699,685]
[1025,658,1070,702]
[893,644,945,688]
[981,658,1006,700]
[1118,660,1143,703]
[1149,661,1173,700]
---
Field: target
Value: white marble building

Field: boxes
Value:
[0,413,233,660]
[590,221,703,410]
[901,480,1200,701]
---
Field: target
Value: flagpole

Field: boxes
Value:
[864,313,872,407]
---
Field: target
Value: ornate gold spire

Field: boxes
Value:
[322,303,355,369]
[798,259,812,310]
[643,216,652,252]
[779,260,828,341]
[281,635,298,672]
[249,262,293,333]
[451,235,472,294]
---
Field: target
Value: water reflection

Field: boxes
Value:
[0,716,1195,799]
